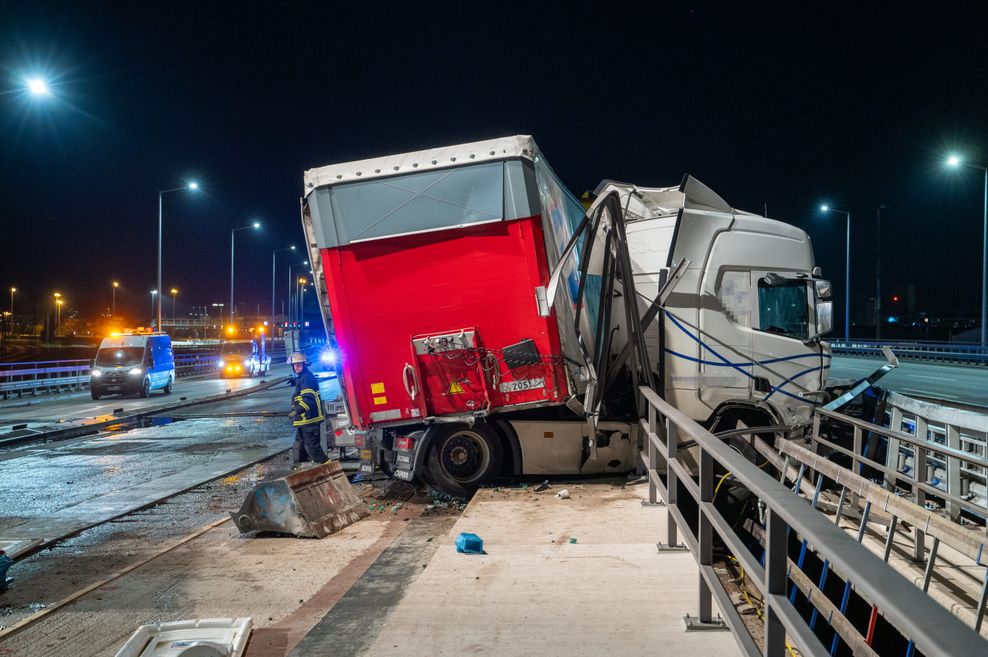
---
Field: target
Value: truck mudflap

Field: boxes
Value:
[230,461,367,538]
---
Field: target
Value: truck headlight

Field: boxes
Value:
[92,369,102,377]
[129,367,144,376]
[217,359,225,368]
[320,349,337,366]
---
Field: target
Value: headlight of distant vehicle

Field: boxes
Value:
[128,367,144,376]
[217,359,225,368]
[244,359,251,367]
[320,349,337,366]
[91,369,103,377]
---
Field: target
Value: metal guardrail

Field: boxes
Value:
[0,342,290,399]
[814,391,988,527]
[831,339,988,366]
[639,385,987,657]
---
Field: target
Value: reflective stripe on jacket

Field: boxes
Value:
[291,368,324,426]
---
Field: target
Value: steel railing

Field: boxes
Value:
[831,339,988,366]
[813,390,988,528]
[1,341,291,399]
[639,385,987,657]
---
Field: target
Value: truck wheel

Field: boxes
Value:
[424,423,503,498]
[140,378,151,398]
[91,387,102,400]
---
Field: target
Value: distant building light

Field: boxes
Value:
[887,316,898,324]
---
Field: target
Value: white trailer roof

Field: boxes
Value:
[303,135,537,194]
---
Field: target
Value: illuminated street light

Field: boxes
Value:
[230,222,262,326]
[945,154,988,345]
[170,288,179,324]
[9,287,15,316]
[54,295,64,338]
[27,78,51,96]
[157,181,199,330]
[150,290,158,327]
[112,281,119,317]
[820,205,852,342]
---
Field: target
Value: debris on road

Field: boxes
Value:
[535,480,551,492]
[455,532,484,554]
[114,617,252,657]
[230,461,367,538]
[555,489,570,500]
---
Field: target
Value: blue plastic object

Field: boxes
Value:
[455,532,484,554]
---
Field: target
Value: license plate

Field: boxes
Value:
[359,464,374,473]
[106,386,121,392]
[499,377,545,393]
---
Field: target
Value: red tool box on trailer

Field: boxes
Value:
[302,136,592,430]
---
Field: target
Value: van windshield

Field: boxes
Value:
[95,347,145,367]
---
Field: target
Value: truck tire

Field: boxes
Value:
[91,387,102,400]
[423,423,503,498]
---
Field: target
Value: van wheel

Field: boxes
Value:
[423,423,503,498]
[163,377,173,394]
[140,378,151,398]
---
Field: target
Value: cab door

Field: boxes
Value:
[751,274,824,402]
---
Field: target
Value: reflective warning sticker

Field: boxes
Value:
[448,380,465,394]
[373,395,388,405]
[371,382,385,394]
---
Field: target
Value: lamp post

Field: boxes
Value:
[287,260,308,325]
[170,288,179,324]
[9,287,14,318]
[875,205,886,340]
[112,281,119,317]
[272,246,296,349]
[229,222,261,326]
[157,182,198,330]
[54,294,64,338]
[820,205,852,342]
[946,155,988,345]
[150,290,158,327]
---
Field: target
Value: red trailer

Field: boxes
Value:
[303,137,590,428]
[301,137,632,493]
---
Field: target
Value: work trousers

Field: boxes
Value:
[292,423,328,464]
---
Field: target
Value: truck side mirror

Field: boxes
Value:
[809,299,833,341]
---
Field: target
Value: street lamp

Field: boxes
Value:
[287,261,309,326]
[230,221,261,326]
[272,245,296,348]
[27,78,51,96]
[170,288,179,324]
[112,281,119,317]
[820,205,852,342]
[150,290,158,327]
[157,182,199,330]
[9,287,14,317]
[946,154,988,345]
[54,294,64,338]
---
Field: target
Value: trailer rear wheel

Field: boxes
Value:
[424,424,503,498]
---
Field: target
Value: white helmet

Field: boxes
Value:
[288,352,309,365]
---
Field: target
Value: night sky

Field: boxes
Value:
[1,2,987,331]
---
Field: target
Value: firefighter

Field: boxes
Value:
[287,351,328,466]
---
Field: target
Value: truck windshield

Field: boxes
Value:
[95,347,145,367]
[222,343,254,356]
[757,280,810,340]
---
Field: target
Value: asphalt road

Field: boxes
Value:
[829,356,988,408]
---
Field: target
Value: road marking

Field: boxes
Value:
[907,375,956,382]
[898,387,960,400]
